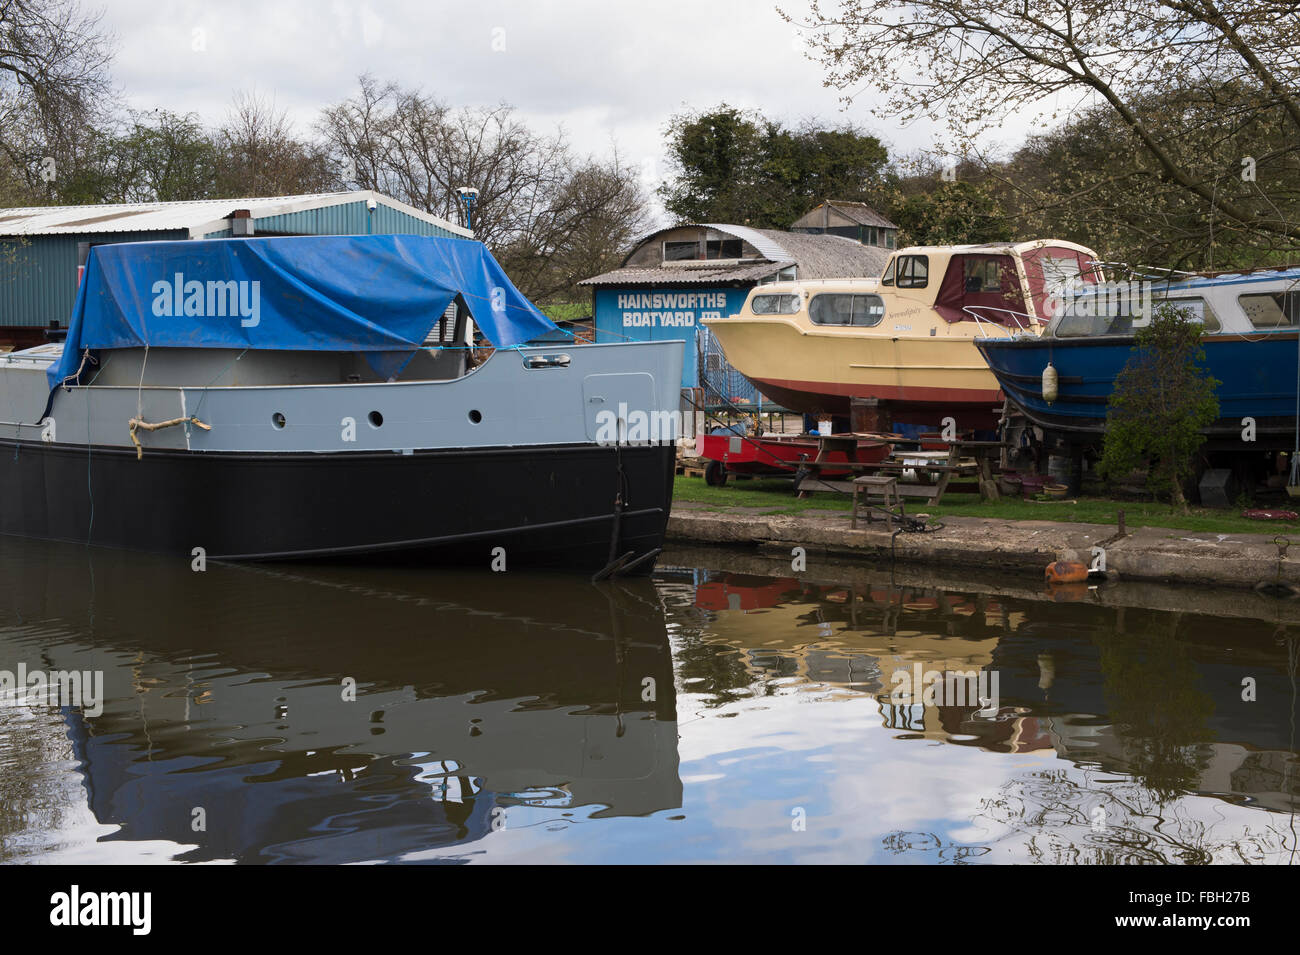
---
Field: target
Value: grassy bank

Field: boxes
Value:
[672,475,1296,536]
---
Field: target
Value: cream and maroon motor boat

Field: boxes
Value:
[703,239,1099,429]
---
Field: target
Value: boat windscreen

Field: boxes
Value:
[1051,294,1220,337]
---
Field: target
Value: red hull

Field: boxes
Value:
[751,377,1004,430]
[699,432,892,477]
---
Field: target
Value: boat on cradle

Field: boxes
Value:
[702,240,1099,430]
[0,234,683,572]
[974,266,1300,449]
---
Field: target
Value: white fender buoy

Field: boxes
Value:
[1042,362,1059,405]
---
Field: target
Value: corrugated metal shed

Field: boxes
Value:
[700,223,791,262]
[580,260,796,288]
[580,222,886,287]
[792,200,897,230]
[0,191,469,239]
[0,191,470,334]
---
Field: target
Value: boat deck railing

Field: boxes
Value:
[962,305,1042,338]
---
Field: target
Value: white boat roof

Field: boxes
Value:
[750,277,881,293]
[892,238,1097,257]
[2,343,63,366]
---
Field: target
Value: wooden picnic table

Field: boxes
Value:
[796,436,1007,504]
[794,434,891,500]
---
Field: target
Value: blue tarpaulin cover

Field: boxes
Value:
[47,233,558,390]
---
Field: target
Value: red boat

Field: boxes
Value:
[698,431,892,485]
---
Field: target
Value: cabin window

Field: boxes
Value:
[880,258,896,286]
[1240,292,1300,328]
[1161,297,1220,331]
[1039,254,1084,291]
[963,257,1012,293]
[808,293,886,327]
[663,238,744,262]
[751,294,801,315]
[896,255,929,289]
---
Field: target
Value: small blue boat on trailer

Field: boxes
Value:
[974,267,1300,450]
[0,234,683,573]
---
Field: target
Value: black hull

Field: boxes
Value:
[0,439,676,573]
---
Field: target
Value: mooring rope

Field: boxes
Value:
[128,415,211,460]
[60,348,98,391]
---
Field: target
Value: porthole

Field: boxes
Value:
[272,412,286,429]
[468,409,482,424]
[368,411,384,428]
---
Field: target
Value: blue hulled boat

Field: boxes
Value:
[975,268,1300,447]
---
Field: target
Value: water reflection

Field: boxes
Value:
[0,538,1296,864]
[663,550,1298,863]
[0,539,678,863]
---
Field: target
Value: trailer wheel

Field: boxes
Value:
[705,460,728,486]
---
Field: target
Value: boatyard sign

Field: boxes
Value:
[615,291,729,327]
[593,286,750,387]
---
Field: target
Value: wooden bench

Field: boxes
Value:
[851,475,903,530]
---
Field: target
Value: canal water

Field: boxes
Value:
[0,536,1295,865]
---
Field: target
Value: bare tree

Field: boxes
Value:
[0,0,115,202]
[794,0,1300,246]
[317,76,650,301]
[0,0,113,113]
[216,90,338,198]
[498,150,652,302]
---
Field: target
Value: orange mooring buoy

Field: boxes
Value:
[1044,560,1089,584]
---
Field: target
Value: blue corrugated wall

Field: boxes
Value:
[231,200,462,239]
[0,230,189,330]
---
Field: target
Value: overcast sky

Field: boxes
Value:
[101,0,1044,221]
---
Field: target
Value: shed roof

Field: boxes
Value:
[794,200,898,230]
[579,223,888,287]
[0,190,470,239]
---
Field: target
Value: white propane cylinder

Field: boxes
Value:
[1042,362,1059,405]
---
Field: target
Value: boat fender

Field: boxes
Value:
[1044,560,1088,584]
[1046,581,1089,602]
[1042,362,1059,405]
